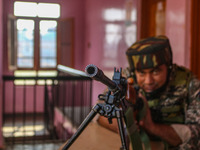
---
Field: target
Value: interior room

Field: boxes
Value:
[0,0,199,150]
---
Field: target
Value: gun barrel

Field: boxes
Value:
[85,64,117,90]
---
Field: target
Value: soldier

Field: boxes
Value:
[98,35,200,149]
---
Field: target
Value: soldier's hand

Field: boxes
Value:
[138,93,155,133]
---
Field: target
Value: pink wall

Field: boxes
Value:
[4,85,44,113]
[61,0,85,70]
[84,0,138,69]
[0,0,3,147]
[165,0,191,68]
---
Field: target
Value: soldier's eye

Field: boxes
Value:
[138,71,145,76]
[153,69,160,75]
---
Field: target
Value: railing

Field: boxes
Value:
[2,68,92,149]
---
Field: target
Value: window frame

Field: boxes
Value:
[14,16,59,71]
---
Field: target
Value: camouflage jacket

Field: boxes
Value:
[139,64,200,150]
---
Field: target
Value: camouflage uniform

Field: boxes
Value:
[126,36,200,149]
[143,64,200,150]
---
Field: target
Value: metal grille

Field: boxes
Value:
[2,75,92,150]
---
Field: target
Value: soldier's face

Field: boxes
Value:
[135,64,168,93]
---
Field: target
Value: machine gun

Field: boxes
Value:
[61,64,143,150]
[86,64,127,106]
[85,64,143,110]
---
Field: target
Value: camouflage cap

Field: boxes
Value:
[126,35,172,72]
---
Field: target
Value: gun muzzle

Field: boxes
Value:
[85,64,117,90]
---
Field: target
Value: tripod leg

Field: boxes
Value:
[62,104,101,150]
[116,110,129,150]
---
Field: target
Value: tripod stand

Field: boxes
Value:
[62,64,130,150]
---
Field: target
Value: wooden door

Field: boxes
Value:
[190,0,200,79]
[140,0,166,39]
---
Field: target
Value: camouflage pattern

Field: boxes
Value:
[138,64,200,149]
[181,74,200,150]
[126,35,172,72]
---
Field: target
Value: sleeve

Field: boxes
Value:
[179,76,200,149]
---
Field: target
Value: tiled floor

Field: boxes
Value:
[5,143,63,150]
[3,114,63,150]
[3,114,46,137]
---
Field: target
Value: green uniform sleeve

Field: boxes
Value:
[180,77,200,149]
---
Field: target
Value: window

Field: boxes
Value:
[17,19,35,68]
[13,1,60,70]
[8,1,61,85]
